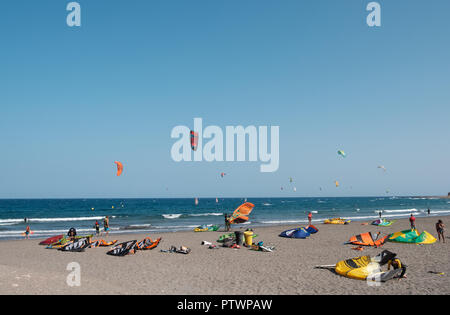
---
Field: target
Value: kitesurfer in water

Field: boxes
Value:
[104,216,110,236]
[436,220,445,243]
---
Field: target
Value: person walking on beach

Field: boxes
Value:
[409,214,416,230]
[308,212,313,226]
[94,221,100,236]
[24,225,31,240]
[436,220,445,243]
[103,216,110,236]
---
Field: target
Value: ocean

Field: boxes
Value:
[1,197,449,240]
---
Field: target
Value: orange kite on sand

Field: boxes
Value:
[114,161,123,176]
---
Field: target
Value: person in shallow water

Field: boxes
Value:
[24,225,31,240]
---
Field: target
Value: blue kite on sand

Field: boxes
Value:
[279,225,318,239]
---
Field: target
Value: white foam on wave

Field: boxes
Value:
[189,213,223,217]
[0,216,105,224]
[375,209,417,214]
[162,214,182,219]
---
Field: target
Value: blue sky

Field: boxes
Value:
[0,0,449,198]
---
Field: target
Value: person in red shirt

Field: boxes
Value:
[409,214,416,230]
[308,212,313,226]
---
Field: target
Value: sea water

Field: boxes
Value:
[0,197,449,240]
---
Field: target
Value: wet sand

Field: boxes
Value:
[0,216,448,295]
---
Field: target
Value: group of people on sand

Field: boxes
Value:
[408,213,445,243]
[94,216,110,236]
[23,216,111,240]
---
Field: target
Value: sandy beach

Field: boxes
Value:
[0,216,448,295]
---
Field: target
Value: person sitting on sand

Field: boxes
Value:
[103,216,110,236]
[67,227,77,241]
[409,214,416,230]
[308,212,313,226]
[436,220,445,243]
[388,258,407,279]
[24,225,31,240]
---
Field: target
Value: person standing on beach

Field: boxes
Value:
[409,214,416,230]
[224,214,231,232]
[379,211,382,219]
[94,221,100,236]
[308,212,313,226]
[436,220,445,243]
[24,225,31,240]
[103,216,110,236]
[427,208,431,215]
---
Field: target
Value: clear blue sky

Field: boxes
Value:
[1,0,449,198]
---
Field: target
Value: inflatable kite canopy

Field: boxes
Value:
[372,219,395,227]
[346,232,388,247]
[279,225,318,239]
[114,161,123,176]
[305,225,319,234]
[190,131,199,151]
[279,227,310,239]
[229,202,254,224]
[335,250,403,282]
[39,235,63,246]
[388,229,436,244]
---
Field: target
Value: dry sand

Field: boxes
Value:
[0,216,448,295]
